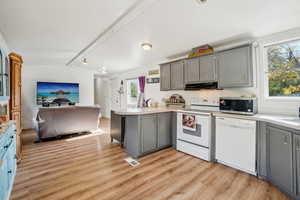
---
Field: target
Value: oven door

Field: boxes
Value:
[177,112,210,147]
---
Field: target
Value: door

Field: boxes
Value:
[157,112,172,148]
[160,63,171,91]
[294,134,300,197]
[170,61,184,90]
[199,54,216,82]
[217,45,252,88]
[184,58,200,83]
[267,126,293,193]
[140,114,157,154]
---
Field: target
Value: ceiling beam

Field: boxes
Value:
[66,0,158,66]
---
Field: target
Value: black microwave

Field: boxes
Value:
[219,97,257,115]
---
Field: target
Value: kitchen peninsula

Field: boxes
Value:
[111,107,179,158]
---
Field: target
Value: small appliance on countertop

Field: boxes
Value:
[219,97,257,115]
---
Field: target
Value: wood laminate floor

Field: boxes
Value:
[11,118,290,200]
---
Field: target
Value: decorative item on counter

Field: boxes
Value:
[188,44,214,58]
[146,77,160,84]
[148,69,160,76]
[164,94,185,108]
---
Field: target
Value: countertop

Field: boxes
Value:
[112,107,180,115]
[214,112,300,130]
[113,106,300,130]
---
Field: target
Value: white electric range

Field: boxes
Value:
[176,104,219,162]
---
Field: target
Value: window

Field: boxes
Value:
[126,79,140,105]
[266,39,300,97]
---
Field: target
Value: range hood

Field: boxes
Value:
[184,82,218,90]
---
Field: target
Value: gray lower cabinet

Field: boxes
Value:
[217,45,253,88]
[170,60,185,90]
[258,122,297,198]
[140,114,157,154]
[267,125,293,194]
[124,112,173,158]
[294,134,300,198]
[184,57,200,84]
[157,112,172,148]
[199,54,216,82]
[160,63,171,91]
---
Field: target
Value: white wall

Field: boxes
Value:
[94,76,111,118]
[22,65,95,129]
[110,66,258,110]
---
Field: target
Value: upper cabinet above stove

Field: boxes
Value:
[159,44,253,91]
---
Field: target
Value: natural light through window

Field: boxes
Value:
[266,39,300,97]
[126,79,140,105]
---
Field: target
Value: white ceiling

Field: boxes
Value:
[1,0,300,74]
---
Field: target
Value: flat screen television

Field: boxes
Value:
[36,82,79,105]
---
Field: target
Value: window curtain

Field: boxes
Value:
[137,76,145,107]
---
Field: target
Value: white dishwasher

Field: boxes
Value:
[215,117,256,175]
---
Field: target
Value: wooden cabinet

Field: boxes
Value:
[217,45,253,88]
[184,57,200,84]
[294,134,300,198]
[170,60,185,90]
[140,114,157,154]
[267,126,293,194]
[199,54,217,82]
[160,63,171,91]
[157,112,172,148]
[9,53,22,162]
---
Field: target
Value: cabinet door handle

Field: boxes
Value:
[284,135,289,144]
[297,139,300,151]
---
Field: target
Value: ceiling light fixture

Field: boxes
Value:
[141,42,152,51]
[196,0,207,4]
[82,58,88,65]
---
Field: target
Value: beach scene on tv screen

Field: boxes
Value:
[37,82,79,105]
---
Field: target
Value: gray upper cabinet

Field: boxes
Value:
[267,125,293,194]
[294,134,300,197]
[184,57,200,84]
[217,45,253,88]
[170,60,185,90]
[160,63,171,91]
[199,54,217,82]
[140,114,157,154]
[157,112,172,148]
